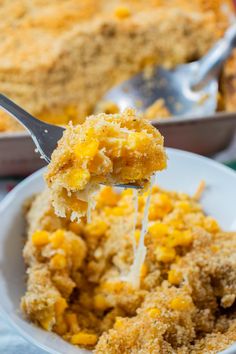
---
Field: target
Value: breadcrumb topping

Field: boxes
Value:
[21,184,236,352]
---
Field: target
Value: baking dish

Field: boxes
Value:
[1,111,236,176]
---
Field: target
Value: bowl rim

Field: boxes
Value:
[0,148,236,354]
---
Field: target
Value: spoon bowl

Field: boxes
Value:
[102,24,236,118]
[103,62,218,117]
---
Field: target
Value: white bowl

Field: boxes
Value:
[0,148,236,354]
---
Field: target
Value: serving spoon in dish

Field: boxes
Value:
[0,94,141,189]
[102,24,236,118]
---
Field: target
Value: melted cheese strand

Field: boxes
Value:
[132,189,138,253]
[122,177,154,288]
[86,190,97,224]
[87,196,92,224]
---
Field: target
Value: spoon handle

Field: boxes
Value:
[191,24,236,89]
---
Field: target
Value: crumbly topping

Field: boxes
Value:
[21,184,236,352]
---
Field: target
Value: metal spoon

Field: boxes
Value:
[102,24,236,118]
[0,94,141,189]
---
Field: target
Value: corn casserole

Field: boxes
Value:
[21,183,236,353]
[0,0,233,131]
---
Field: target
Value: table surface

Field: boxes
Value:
[0,143,236,353]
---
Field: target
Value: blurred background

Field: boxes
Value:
[0,0,236,177]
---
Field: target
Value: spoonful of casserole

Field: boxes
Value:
[45,108,167,221]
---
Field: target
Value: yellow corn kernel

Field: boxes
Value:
[126,132,150,152]
[170,296,192,311]
[167,230,182,247]
[138,195,145,211]
[118,200,132,210]
[168,219,184,230]
[50,229,65,248]
[84,127,95,139]
[203,217,220,233]
[176,201,192,212]
[114,317,124,329]
[70,238,86,270]
[160,193,172,205]
[54,315,68,335]
[55,298,68,317]
[152,185,159,193]
[147,308,161,318]
[121,189,133,197]
[168,269,183,285]
[101,281,124,292]
[84,220,108,237]
[148,205,164,221]
[65,313,80,333]
[39,316,53,331]
[155,246,176,263]
[69,222,82,234]
[50,254,67,270]
[70,332,98,346]
[94,294,108,311]
[114,6,131,19]
[179,230,193,246]
[66,168,90,189]
[148,222,168,238]
[134,230,141,244]
[168,230,193,247]
[103,207,113,216]
[32,230,49,246]
[74,140,99,160]
[98,187,120,207]
[88,153,106,174]
[106,206,126,216]
[140,263,148,278]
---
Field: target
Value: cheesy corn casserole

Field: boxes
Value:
[45,109,166,222]
[21,184,236,352]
